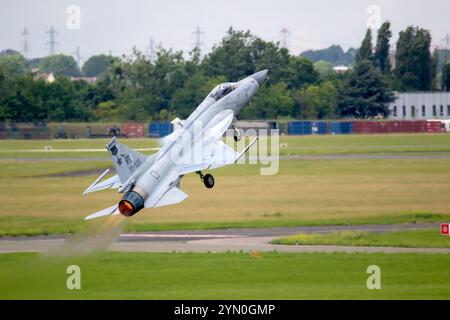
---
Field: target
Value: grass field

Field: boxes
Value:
[1,158,450,236]
[0,251,449,299]
[272,229,450,248]
[1,134,450,158]
[1,134,450,236]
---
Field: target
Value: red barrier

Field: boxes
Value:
[352,120,428,134]
[122,122,145,138]
[426,121,444,133]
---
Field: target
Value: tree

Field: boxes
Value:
[337,60,395,118]
[287,56,319,89]
[202,28,256,81]
[0,75,44,122]
[314,60,336,81]
[172,74,226,118]
[443,63,450,91]
[82,54,118,77]
[374,21,392,74]
[294,81,338,119]
[240,82,294,119]
[394,26,433,91]
[39,54,80,77]
[201,27,319,89]
[356,29,373,63]
[0,53,29,79]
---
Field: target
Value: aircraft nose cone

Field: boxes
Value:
[251,69,268,85]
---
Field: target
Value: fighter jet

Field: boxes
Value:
[83,70,268,220]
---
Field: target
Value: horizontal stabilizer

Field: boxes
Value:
[85,204,118,221]
[83,169,121,195]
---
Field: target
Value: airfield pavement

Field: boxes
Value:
[1,223,448,254]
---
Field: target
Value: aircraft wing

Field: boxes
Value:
[177,137,258,175]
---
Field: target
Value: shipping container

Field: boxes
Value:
[352,120,427,134]
[312,122,328,135]
[387,120,427,133]
[122,122,145,138]
[288,121,312,135]
[426,120,445,133]
[149,122,173,138]
[0,123,50,139]
[329,122,353,135]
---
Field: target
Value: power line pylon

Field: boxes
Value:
[442,33,450,63]
[279,28,290,50]
[147,37,156,61]
[192,26,205,51]
[21,28,30,58]
[72,46,83,68]
[45,26,59,55]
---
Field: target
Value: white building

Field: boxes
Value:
[388,92,450,120]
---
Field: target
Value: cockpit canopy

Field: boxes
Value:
[209,82,237,101]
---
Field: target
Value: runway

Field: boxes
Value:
[0,223,448,254]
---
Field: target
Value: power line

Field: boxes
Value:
[21,27,30,58]
[45,26,59,55]
[192,26,205,51]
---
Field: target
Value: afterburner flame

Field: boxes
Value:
[118,200,134,217]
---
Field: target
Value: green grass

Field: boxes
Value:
[1,134,450,236]
[272,229,450,248]
[0,252,449,299]
[0,138,159,158]
[0,213,445,237]
[1,134,450,158]
[275,133,450,155]
[127,213,445,232]
[1,158,450,236]
[0,160,111,178]
[0,216,85,237]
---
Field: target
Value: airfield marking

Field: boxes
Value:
[120,234,240,239]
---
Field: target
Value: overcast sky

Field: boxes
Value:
[0,0,449,64]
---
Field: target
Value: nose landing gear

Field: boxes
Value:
[196,171,215,189]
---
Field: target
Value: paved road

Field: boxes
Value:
[0,223,448,254]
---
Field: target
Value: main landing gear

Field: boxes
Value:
[196,171,215,189]
[232,122,242,142]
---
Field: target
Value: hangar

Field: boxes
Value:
[388,92,450,120]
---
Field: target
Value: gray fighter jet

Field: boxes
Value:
[84,70,268,220]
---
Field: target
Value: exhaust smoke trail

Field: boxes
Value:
[45,214,127,256]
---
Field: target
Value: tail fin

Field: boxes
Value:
[106,137,147,183]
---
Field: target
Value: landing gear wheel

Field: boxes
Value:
[203,174,215,189]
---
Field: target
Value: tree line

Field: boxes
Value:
[1,25,449,123]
